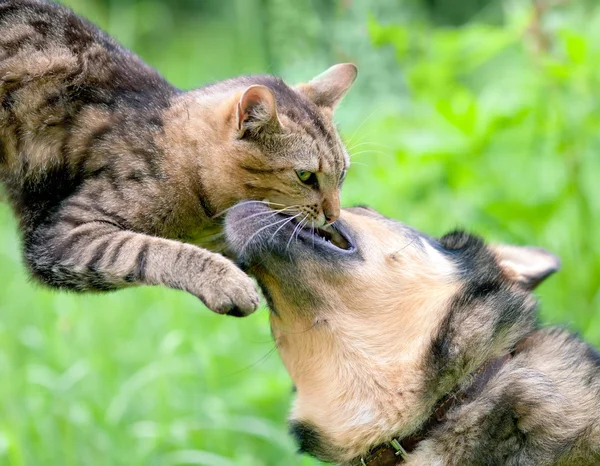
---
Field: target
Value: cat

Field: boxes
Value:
[0,0,357,316]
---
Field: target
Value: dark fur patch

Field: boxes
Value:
[240,164,287,175]
[244,260,326,316]
[105,235,130,267]
[132,242,149,281]
[0,138,6,165]
[255,277,279,316]
[289,420,331,458]
[86,238,111,270]
[425,231,537,397]
[30,18,50,35]
[195,179,215,218]
[13,162,84,228]
[585,345,600,367]
[1,89,16,110]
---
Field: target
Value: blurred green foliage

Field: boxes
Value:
[0,0,599,465]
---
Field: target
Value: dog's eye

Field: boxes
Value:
[296,170,318,187]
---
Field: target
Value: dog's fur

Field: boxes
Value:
[225,203,600,465]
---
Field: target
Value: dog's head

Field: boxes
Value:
[225,203,560,463]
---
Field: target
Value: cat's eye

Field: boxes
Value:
[296,170,318,187]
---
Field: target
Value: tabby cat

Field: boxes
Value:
[0,0,356,316]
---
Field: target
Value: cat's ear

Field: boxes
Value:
[236,85,282,138]
[491,244,560,290]
[296,63,358,111]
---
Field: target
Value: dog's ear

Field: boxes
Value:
[491,244,560,290]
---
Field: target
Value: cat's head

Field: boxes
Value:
[177,64,357,227]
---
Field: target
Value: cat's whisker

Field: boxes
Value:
[295,217,309,243]
[345,109,380,147]
[227,206,303,235]
[349,139,390,148]
[286,214,308,252]
[295,217,308,244]
[285,222,302,253]
[349,149,389,158]
[268,213,300,243]
[261,201,288,207]
[238,205,301,222]
[210,200,276,219]
[347,141,391,159]
[348,141,391,152]
[240,213,302,256]
[346,134,370,152]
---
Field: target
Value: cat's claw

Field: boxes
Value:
[198,262,260,317]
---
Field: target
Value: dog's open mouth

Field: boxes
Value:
[298,222,353,251]
[224,202,357,258]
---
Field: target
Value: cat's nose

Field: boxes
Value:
[323,201,340,225]
[323,196,340,225]
[324,210,339,224]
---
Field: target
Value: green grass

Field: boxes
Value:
[0,203,309,466]
[1,0,600,465]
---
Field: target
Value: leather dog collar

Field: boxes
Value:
[349,353,513,466]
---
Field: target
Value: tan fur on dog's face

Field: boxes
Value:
[263,208,469,461]
[262,209,460,458]
[226,204,561,463]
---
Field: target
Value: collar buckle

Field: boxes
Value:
[389,439,408,460]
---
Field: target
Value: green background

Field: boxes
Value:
[1,0,599,464]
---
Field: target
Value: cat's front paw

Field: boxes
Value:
[197,258,260,317]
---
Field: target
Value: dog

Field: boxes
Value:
[225,203,600,465]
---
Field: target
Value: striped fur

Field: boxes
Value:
[0,0,356,315]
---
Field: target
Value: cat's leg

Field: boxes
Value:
[22,200,260,316]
